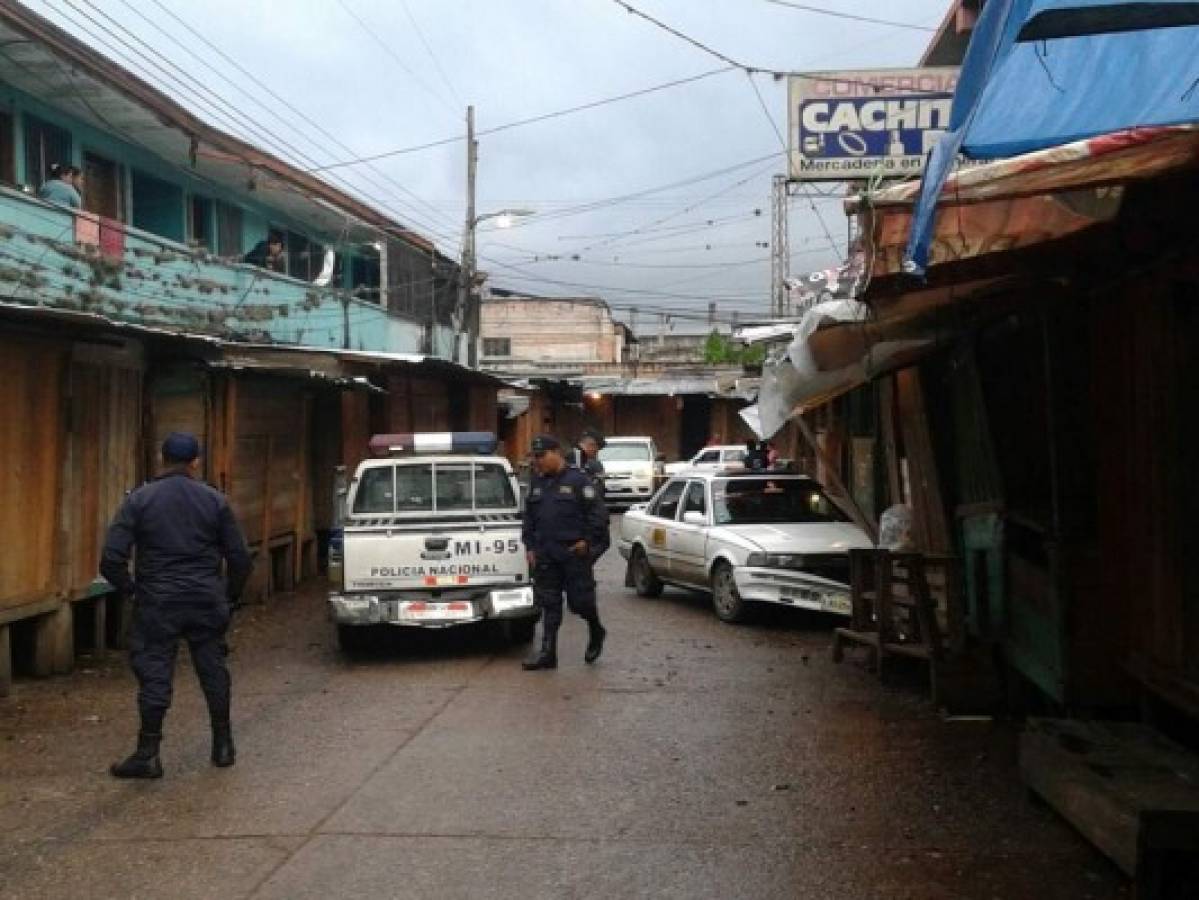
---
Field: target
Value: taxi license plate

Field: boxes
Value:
[821,592,852,615]
[394,601,475,622]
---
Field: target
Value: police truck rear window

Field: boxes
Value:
[354,463,515,515]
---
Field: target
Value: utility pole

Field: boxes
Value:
[770,174,790,318]
[456,105,478,366]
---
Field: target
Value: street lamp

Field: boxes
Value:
[455,104,538,366]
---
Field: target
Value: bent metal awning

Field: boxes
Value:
[744,125,1199,437]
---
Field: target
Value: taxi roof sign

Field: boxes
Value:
[368,432,498,457]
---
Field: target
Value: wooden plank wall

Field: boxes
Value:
[614,396,678,461]
[62,342,143,597]
[230,378,306,547]
[0,335,65,611]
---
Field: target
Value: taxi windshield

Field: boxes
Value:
[711,478,849,526]
[353,462,515,514]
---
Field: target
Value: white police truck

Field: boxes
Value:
[327,432,537,652]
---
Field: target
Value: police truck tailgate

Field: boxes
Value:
[343,518,526,592]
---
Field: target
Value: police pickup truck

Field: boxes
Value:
[327,432,537,652]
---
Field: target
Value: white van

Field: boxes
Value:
[598,436,664,508]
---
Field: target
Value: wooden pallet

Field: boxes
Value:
[1021,718,1199,898]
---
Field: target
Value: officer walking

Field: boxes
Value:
[100,432,252,779]
[522,435,610,670]
[572,426,606,487]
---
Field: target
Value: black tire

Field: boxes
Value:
[631,546,664,598]
[337,624,372,654]
[710,561,748,623]
[505,617,538,644]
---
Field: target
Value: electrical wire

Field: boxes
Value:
[761,0,936,32]
[333,0,462,123]
[138,0,465,242]
[308,65,737,172]
[50,0,466,253]
[400,0,465,108]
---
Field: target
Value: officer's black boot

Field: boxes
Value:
[109,731,164,779]
[584,616,607,664]
[211,719,236,768]
[522,629,558,670]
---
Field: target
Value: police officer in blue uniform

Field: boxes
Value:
[572,427,606,489]
[522,435,610,670]
[100,433,252,779]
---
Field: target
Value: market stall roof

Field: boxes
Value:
[905,0,1199,272]
[860,125,1199,282]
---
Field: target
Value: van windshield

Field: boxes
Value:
[599,444,651,462]
[353,462,515,514]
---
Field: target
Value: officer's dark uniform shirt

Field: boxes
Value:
[100,471,252,604]
[523,466,610,558]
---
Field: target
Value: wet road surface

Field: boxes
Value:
[0,532,1127,899]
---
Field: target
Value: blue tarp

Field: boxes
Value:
[905,0,1199,274]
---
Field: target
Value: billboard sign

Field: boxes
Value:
[789,68,958,181]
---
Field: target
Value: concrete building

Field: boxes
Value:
[480,291,632,368]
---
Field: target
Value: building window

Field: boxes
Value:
[483,337,511,357]
[188,195,213,249]
[0,110,14,185]
[215,201,243,257]
[24,115,71,189]
[352,251,381,303]
[130,169,184,242]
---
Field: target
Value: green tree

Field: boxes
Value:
[702,330,764,367]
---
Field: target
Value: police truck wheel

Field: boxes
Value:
[337,625,371,654]
[631,547,663,598]
[507,618,537,644]
[710,561,747,623]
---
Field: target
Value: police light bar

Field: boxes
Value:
[368,432,498,457]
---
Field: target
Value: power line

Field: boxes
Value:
[745,72,843,264]
[139,0,465,244]
[761,0,936,32]
[401,0,465,108]
[333,0,461,122]
[309,65,736,172]
[608,0,946,88]
[68,0,465,251]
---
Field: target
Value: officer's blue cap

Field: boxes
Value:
[531,434,561,454]
[162,431,200,464]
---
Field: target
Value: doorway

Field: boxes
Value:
[83,152,122,219]
[679,395,712,461]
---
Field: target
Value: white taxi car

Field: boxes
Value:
[617,470,873,622]
[663,444,747,477]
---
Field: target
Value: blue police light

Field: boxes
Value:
[368,432,498,457]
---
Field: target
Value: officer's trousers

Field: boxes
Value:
[129,600,231,730]
[533,548,599,636]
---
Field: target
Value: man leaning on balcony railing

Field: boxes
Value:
[243,229,287,274]
[38,163,82,210]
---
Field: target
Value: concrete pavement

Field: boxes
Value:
[0,540,1126,899]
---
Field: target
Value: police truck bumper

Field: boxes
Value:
[328,587,536,628]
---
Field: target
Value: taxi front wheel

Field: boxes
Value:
[631,547,663,598]
[710,561,748,624]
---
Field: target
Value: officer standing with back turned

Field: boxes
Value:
[522,435,610,670]
[100,432,252,779]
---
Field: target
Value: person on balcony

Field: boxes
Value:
[38,163,82,209]
[243,230,287,273]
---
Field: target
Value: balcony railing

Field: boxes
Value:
[0,185,455,355]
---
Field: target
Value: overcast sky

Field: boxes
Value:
[27,0,949,327]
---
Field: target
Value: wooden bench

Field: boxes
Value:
[1021,718,1199,897]
[832,550,962,705]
